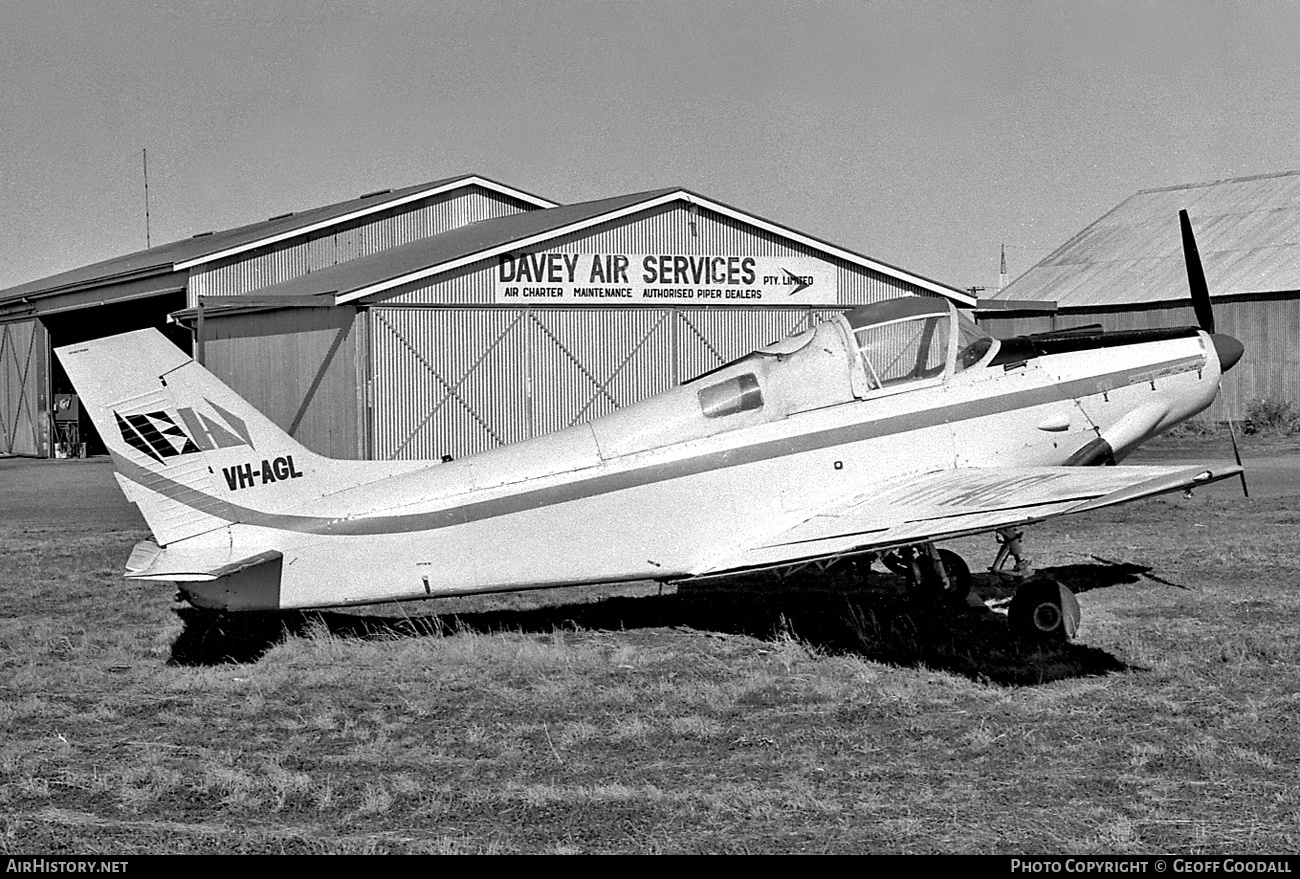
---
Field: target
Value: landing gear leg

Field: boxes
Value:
[898,543,972,606]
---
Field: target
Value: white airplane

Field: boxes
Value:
[56,212,1244,643]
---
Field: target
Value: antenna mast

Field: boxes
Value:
[142,148,152,248]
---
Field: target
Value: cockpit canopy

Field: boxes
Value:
[584,296,997,462]
[844,297,995,390]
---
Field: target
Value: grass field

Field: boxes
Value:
[1,439,1298,854]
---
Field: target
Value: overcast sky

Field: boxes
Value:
[2,0,1298,293]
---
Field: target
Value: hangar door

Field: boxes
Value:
[0,319,49,457]
[367,307,824,461]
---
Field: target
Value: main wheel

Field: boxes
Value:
[915,548,972,606]
[1009,577,1081,644]
[880,549,911,577]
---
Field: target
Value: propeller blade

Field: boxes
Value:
[1180,209,1215,334]
[1227,417,1249,498]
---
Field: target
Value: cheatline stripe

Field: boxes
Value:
[115,354,1208,538]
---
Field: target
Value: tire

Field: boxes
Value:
[915,548,972,606]
[880,550,911,577]
[1009,577,1081,644]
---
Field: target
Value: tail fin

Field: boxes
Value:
[56,329,331,545]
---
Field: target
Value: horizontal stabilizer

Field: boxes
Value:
[125,539,283,583]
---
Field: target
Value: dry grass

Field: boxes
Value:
[1,455,1299,853]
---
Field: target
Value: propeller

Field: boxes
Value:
[1227,416,1249,498]
[1180,209,1215,333]
[1180,208,1248,497]
[1180,209,1243,370]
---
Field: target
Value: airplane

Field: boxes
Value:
[55,211,1244,644]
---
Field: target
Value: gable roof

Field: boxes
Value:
[194,188,972,306]
[990,169,1300,309]
[0,175,555,305]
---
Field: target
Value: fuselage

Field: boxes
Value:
[177,300,1226,611]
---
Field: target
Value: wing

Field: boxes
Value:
[694,464,1242,576]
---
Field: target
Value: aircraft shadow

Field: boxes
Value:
[1060,555,1189,592]
[168,560,1163,685]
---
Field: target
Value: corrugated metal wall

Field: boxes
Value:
[975,313,1056,337]
[0,319,48,457]
[369,308,533,459]
[201,308,362,458]
[977,296,1300,420]
[368,306,836,459]
[979,304,1199,339]
[1215,296,1300,420]
[527,309,675,435]
[187,187,534,304]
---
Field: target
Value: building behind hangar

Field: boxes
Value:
[0,175,555,457]
[1,176,970,460]
[980,170,1300,421]
[182,187,972,461]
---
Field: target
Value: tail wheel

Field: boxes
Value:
[1009,577,1081,644]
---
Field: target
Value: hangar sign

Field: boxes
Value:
[495,253,838,305]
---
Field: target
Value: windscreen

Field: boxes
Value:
[954,310,996,371]
[854,315,950,388]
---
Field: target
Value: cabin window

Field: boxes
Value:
[698,373,763,418]
[854,315,950,388]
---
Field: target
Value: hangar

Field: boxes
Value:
[0,175,555,457]
[979,170,1300,421]
[1,177,971,460]
[176,187,972,461]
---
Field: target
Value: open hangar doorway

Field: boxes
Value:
[40,292,190,457]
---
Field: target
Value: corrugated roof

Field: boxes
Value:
[990,169,1300,308]
[195,188,971,307]
[0,175,556,304]
[237,189,678,303]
